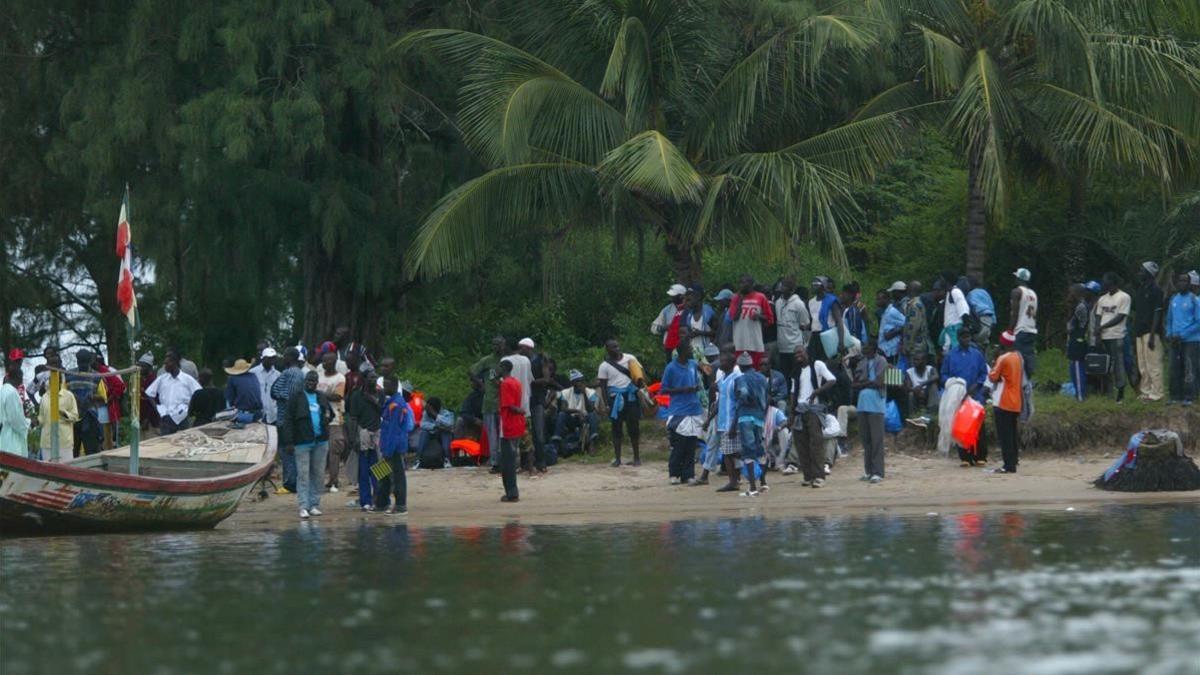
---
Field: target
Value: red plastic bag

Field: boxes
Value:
[951,397,985,452]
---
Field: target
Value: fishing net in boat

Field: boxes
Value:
[162,428,261,459]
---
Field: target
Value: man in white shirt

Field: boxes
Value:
[145,353,201,435]
[939,276,972,353]
[502,340,534,415]
[904,351,940,426]
[785,347,837,486]
[250,348,281,424]
[316,350,347,491]
[597,339,644,466]
[774,276,810,383]
[1095,272,1132,402]
[1009,267,1039,377]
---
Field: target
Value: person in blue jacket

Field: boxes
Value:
[377,376,414,515]
[1165,272,1200,404]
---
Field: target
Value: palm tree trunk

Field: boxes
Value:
[663,233,702,285]
[1064,173,1087,281]
[965,148,988,279]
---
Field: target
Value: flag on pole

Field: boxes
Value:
[115,185,139,331]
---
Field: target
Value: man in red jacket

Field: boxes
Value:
[498,359,525,503]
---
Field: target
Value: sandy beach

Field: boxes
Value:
[221,444,1199,530]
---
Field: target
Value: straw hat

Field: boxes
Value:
[223,358,253,375]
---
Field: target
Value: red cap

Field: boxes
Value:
[7,348,25,361]
[998,331,1016,347]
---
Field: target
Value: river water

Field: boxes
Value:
[2,504,1198,674]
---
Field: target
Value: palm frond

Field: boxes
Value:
[398,29,626,168]
[601,16,653,129]
[947,49,1021,220]
[1028,83,1192,183]
[407,163,598,279]
[688,11,885,160]
[1088,34,1200,104]
[916,24,967,96]
[598,130,705,203]
[778,112,908,182]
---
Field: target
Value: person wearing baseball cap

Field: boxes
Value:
[806,275,845,361]
[651,284,689,367]
[1008,267,1039,377]
[1132,262,1166,401]
[711,288,735,349]
[517,337,550,473]
[988,331,1025,474]
[250,347,281,425]
[551,369,599,452]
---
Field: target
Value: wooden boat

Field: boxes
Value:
[0,422,275,535]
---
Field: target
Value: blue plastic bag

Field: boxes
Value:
[884,400,902,433]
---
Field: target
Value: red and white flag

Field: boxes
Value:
[115,187,138,329]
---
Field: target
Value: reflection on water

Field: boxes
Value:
[2,505,1198,674]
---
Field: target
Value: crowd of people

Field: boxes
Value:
[1,263,1198,516]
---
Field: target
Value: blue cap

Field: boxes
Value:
[713,289,734,302]
[1083,281,1101,293]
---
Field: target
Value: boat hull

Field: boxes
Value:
[0,427,274,536]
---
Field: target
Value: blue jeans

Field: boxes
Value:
[294,442,328,511]
[553,411,599,440]
[357,444,379,508]
[417,428,453,464]
[738,421,764,461]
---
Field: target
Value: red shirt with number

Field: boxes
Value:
[499,376,527,439]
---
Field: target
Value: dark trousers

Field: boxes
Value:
[500,438,519,499]
[859,412,885,478]
[530,402,547,470]
[667,430,698,481]
[1168,342,1199,401]
[792,411,826,482]
[375,455,407,509]
[159,415,189,436]
[357,447,379,508]
[994,409,1020,472]
[554,411,599,440]
[957,420,988,462]
[1015,332,1036,377]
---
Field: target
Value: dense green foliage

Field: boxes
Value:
[3,0,1199,408]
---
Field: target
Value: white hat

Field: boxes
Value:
[887,281,907,292]
[261,347,278,358]
[1013,268,1032,282]
[518,337,536,349]
[667,283,687,297]
[1141,261,1160,276]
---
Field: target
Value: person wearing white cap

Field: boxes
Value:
[651,283,689,366]
[552,369,599,449]
[1008,267,1039,377]
[502,340,533,418]
[251,347,281,424]
[517,337,549,472]
[1132,262,1165,401]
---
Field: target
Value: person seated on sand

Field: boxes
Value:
[903,351,939,428]
[416,397,454,469]
[552,370,599,448]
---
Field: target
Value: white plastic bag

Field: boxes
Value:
[938,377,967,457]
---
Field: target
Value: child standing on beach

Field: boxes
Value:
[734,351,769,496]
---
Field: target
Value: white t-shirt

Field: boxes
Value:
[1015,286,1039,335]
[597,354,637,389]
[944,287,971,328]
[502,354,532,413]
[316,370,346,425]
[906,365,936,388]
[792,361,836,403]
[1095,290,1132,340]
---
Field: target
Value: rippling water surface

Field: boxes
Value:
[2,504,1198,674]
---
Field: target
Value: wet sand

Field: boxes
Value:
[220,447,1199,530]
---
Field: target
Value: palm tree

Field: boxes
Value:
[897,0,1200,278]
[395,0,914,283]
